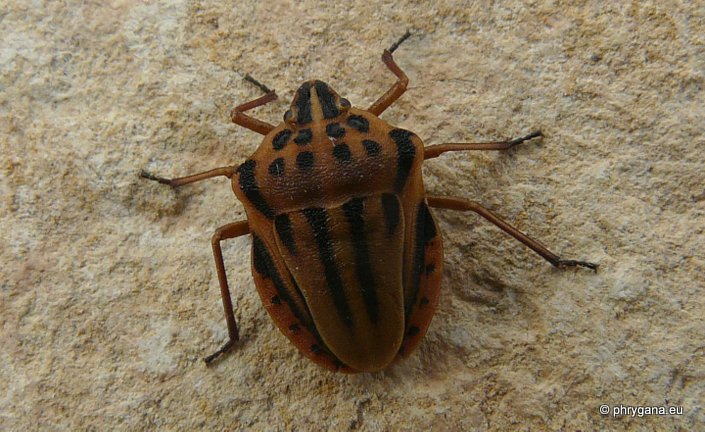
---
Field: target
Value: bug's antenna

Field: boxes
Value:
[388,30,412,54]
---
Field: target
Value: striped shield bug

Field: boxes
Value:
[141,31,597,373]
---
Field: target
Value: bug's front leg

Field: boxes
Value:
[205,220,251,365]
[367,31,412,116]
[231,74,278,135]
[427,196,598,271]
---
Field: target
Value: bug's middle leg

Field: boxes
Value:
[367,31,412,116]
[204,220,251,365]
[140,166,235,187]
[424,131,543,160]
[427,196,597,270]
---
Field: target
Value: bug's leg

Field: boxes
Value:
[367,31,412,116]
[231,74,278,135]
[427,196,598,271]
[205,220,251,365]
[424,131,543,160]
[140,166,235,187]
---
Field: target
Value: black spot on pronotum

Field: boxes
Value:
[296,151,314,171]
[362,139,381,157]
[303,207,353,327]
[381,194,400,236]
[389,128,416,191]
[310,344,323,354]
[420,297,430,307]
[275,214,297,255]
[237,160,274,219]
[425,263,436,275]
[289,323,301,332]
[315,81,339,119]
[326,123,346,138]
[295,82,313,124]
[271,295,281,305]
[342,197,379,324]
[346,115,369,133]
[406,326,420,337]
[294,128,313,145]
[268,158,285,177]
[333,143,352,163]
[273,129,292,150]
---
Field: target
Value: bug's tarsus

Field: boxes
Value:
[554,259,599,272]
[507,130,543,147]
[140,169,173,186]
[244,73,275,95]
[388,30,412,53]
[204,339,236,365]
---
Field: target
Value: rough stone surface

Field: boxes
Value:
[2,1,703,430]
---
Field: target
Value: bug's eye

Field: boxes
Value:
[339,98,351,112]
[283,109,295,124]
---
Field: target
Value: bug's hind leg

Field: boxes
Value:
[231,74,278,135]
[367,31,412,116]
[424,131,543,160]
[204,220,251,365]
[427,196,597,271]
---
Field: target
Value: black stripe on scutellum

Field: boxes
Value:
[342,197,379,324]
[314,80,339,119]
[237,160,274,219]
[302,207,353,327]
[389,129,416,191]
[295,82,313,124]
[252,235,309,332]
[274,214,297,255]
[405,202,437,318]
[381,194,400,236]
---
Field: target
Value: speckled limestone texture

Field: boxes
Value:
[2,1,703,430]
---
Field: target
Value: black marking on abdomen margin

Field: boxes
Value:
[405,202,437,318]
[381,193,400,237]
[303,207,353,327]
[315,81,339,119]
[237,160,274,219]
[389,129,416,191]
[342,197,379,324]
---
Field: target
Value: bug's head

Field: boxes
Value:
[283,80,351,127]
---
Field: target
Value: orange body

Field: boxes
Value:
[232,81,443,372]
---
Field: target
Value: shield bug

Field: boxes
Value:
[141,31,597,373]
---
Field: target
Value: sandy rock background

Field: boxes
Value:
[2,1,703,430]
